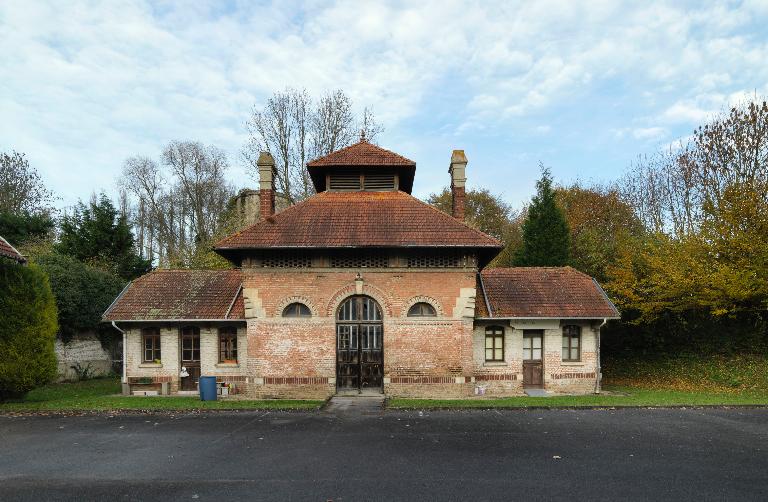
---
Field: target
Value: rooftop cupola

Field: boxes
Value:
[306,137,416,194]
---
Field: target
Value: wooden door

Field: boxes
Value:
[522,330,543,388]
[180,327,201,391]
[336,296,383,392]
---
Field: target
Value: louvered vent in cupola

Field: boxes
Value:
[329,174,362,190]
[363,174,396,191]
[328,173,397,191]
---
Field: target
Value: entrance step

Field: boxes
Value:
[524,389,550,397]
[323,396,385,417]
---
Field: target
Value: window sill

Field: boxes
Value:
[215,363,240,368]
[483,362,508,367]
[561,361,584,366]
[139,363,163,368]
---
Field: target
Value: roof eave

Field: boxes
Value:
[475,316,622,321]
[102,318,247,323]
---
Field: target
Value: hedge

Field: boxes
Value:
[0,260,58,400]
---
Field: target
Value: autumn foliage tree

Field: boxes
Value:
[555,183,643,283]
[608,99,768,321]
[427,187,522,266]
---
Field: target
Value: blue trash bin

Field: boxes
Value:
[199,376,217,401]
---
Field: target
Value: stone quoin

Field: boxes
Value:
[103,139,619,398]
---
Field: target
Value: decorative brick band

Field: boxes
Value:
[390,376,459,384]
[475,374,517,381]
[128,376,171,384]
[550,372,596,380]
[263,377,330,385]
[216,376,247,383]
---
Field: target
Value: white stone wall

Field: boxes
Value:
[55,334,112,381]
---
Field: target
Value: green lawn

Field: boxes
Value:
[388,385,768,409]
[0,378,324,412]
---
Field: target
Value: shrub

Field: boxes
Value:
[0,261,58,400]
[34,253,127,343]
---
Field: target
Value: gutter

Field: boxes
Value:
[110,321,127,384]
[595,318,608,394]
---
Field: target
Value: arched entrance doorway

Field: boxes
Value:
[336,295,383,392]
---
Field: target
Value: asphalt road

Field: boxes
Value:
[1,407,767,501]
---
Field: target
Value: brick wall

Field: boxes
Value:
[472,321,524,395]
[122,268,602,398]
[124,323,247,394]
[242,268,478,399]
[497,319,599,395]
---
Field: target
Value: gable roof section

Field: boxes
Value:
[0,236,26,264]
[477,267,620,319]
[307,141,416,167]
[103,269,244,321]
[215,190,502,252]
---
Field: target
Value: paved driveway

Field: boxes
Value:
[1,407,767,501]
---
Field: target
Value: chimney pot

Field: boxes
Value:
[257,152,277,219]
[449,149,467,221]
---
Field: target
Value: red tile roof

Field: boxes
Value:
[0,236,25,264]
[215,190,502,251]
[306,140,417,193]
[307,141,416,167]
[477,267,619,319]
[103,269,244,321]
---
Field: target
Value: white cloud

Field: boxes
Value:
[0,0,767,206]
[632,127,667,140]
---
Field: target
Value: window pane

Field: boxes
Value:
[572,335,579,348]
[486,348,493,360]
[485,337,493,348]
[533,348,542,359]
[533,337,541,349]
[495,348,503,360]
[562,347,569,359]
[571,347,579,360]
[523,348,531,360]
[562,336,569,349]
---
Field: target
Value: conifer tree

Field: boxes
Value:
[514,166,570,267]
[57,194,150,279]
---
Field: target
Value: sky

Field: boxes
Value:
[2,0,768,212]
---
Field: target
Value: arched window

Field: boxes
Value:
[562,325,581,361]
[218,327,238,363]
[407,302,437,317]
[485,326,504,362]
[141,327,161,363]
[282,302,312,317]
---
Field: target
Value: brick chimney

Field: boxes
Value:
[257,152,277,219]
[449,150,467,220]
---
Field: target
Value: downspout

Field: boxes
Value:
[595,318,607,394]
[111,321,127,385]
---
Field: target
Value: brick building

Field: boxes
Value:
[104,140,618,398]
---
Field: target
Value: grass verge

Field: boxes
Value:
[388,385,768,409]
[0,378,323,412]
